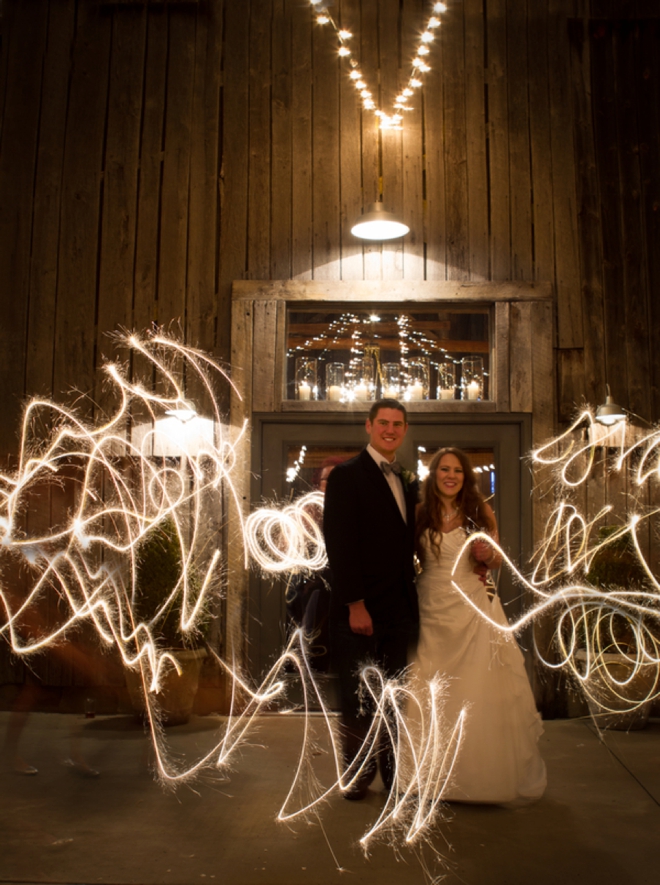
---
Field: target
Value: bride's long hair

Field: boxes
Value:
[415,447,495,564]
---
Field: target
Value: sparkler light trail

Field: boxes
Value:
[4,330,657,869]
[443,408,660,722]
[0,330,463,864]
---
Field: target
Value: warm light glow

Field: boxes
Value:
[305,0,449,130]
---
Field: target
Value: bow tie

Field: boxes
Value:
[381,460,402,476]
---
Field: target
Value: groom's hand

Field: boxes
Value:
[348,600,373,636]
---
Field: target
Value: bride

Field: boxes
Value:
[409,447,546,805]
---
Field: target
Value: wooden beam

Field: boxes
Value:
[233,279,553,302]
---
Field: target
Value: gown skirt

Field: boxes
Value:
[408,528,546,805]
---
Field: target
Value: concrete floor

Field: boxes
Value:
[0,711,658,885]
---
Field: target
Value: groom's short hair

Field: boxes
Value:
[368,399,408,424]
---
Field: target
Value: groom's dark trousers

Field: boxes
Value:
[323,449,418,792]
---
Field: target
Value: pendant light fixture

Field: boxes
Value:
[350,202,410,241]
[595,384,626,425]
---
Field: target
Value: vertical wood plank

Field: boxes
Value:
[527,1,555,284]
[443,0,469,280]
[337,0,363,280]
[507,0,533,280]
[494,301,510,412]
[226,298,253,690]
[187,0,223,357]
[273,299,287,408]
[509,301,533,412]
[358,0,382,280]
[311,12,341,279]
[486,0,511,279]
[590,19,628,408]
[637,19,660,421]
[270,0,292,280]
[157,8,195,328]
[616,22,652,423]
[548,0,583,349]
[96,7,147,413]
[247,0,272,279]
[133,7,167,337]
[464,0,489,281]
[291,0,313,280]
[401,0,425,280]
[54,2,111,415]
[219,0,250,359]
[567,16,605,413]
[25,0,76,400]
[558,347,586,421]
[252,300,277,412]
[379,0,404,280]
[0,2,47,451]
[424,9,447,281]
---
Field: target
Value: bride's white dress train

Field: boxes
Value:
[409,528,546,805]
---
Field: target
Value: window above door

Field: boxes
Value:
[286,303,491,404]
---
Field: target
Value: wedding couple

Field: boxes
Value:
[322,399,546,804]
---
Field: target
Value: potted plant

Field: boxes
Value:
[125,516,209,726]
[576,525,658,730]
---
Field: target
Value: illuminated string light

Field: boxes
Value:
[309,0,449,130]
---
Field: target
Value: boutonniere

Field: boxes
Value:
[400,468,417,490]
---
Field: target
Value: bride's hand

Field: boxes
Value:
[471,539,492,563]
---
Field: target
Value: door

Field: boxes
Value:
[248,413,532,684]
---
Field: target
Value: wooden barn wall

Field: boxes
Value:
[0,0,658,449]
[1,0,659,695]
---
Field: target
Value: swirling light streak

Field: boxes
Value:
[0,331,464,867]
[244,491,327,574]
[442,409,660,720]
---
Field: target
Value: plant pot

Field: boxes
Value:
[125,647,208,726]
[575,650,656,731]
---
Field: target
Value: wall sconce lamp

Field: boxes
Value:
[595,385,626,425]
[350,202,410,240]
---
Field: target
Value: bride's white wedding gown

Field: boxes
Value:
[410,528,546,805]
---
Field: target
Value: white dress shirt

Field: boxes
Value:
[366,444,407,523]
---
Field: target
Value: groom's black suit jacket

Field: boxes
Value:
[323,448,419,627]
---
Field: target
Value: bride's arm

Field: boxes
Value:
[470,503,503,570]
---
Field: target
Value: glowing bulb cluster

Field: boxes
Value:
[309,0,449,130]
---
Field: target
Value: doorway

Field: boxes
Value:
[248,412,532,685]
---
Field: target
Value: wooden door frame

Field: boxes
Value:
[227,280,554,684]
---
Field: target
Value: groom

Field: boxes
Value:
[323,399,419,800]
